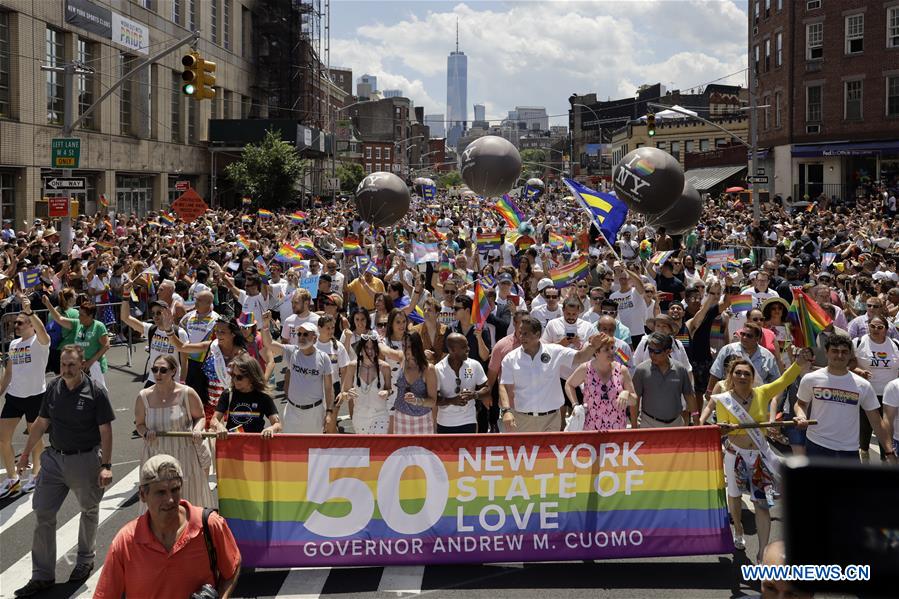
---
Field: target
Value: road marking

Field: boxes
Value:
[0,466,139,594]
[0,492,33,534]
[378,565,424,595]
[263,567,331,599]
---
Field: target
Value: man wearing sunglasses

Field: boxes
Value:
[632,332,697,428]
[435,334,488,434]
[529,284,562,329]
[848,296,899,341]
[706,322,781,402]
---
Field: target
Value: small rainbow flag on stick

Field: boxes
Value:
[729,295,754,313]
[614,346,630,366]
[549,257,589,289]
[159,213,175,226]
[254,256,270,282]
[787,288,832,348]
[236,235,252,252]
[295,237,316,258]
[343,236,365,256]
[548,232,573,250]
[289,211,307,224]
[275,244,305,266]
[241,214,253,224]
[257,209,274,219]
[650,251,676,265]
[492,194,525,229]
[476,231,502,251]
[472,281,491,330]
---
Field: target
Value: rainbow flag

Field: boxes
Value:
[236,235,251,252]
[549,257,589,289]
[729,295,754,313]
[675,332,690,350]
[710,318,726,344]
[614,346,630,366]
[492,194,525,229]
[159,212,176,226]
[275,244,306,266]
[289,211,307,224]
[295,237,316,258]
[650,251,676,265]
[343,236,365,256]
[472,281,490,330]
[257,209,274,219]
[216,430,730,568]
[99,194,109,208]
[787,287,832,348]
[241,214,253,225]
[229,424,246,433]
[477,232,502,251]
[254,256,270,282]
[242,197,253,207]
[94,240,115,251]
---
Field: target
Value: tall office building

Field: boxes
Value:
[446,21,468,148]
[357,73,378,99]
[473,104,485,121]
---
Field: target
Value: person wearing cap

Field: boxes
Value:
[529,281,562,328]
[499,316,605,433]
[120,282,190,386]
[632,315,691,375]
[42,296,111,392]
[93,454,241,599]
[260,312,336,434]
[13,345,115,596]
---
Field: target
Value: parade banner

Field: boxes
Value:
[217,428,730,568]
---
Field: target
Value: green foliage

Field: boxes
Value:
[224,129,307,209]
[520,148,547,178]
[335,161,366,192]
[437,170,462,188]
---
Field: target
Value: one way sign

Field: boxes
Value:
[44,177,86,190]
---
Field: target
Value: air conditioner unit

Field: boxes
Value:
[806,124,821,134]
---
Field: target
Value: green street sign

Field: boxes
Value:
[51,138,81,169]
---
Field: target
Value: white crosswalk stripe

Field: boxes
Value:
[377,565,425,595]
[0,492,34,534]
[0,465,140,596]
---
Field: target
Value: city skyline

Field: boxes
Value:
[330,1,748,126]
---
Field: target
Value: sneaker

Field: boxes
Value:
[733,534,746,550]
[14,579,54,597]
[0,477,21,499]
[68,562,93,583]
[21,475,37,493]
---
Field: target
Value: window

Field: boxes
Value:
[777,0,782,11]
[138,0,153,9]
[700,139,710,152]
[119,53,135,135]
[188,0,196,32]
[753,45,760,72]
[775,32,783,66]
[656,141,666,151]
[807,23,823,60]
[46,28,65,125]
[211,0,219,44]
[76,39,97,130]
[172,0,181,25]
[384,148,390,160]
[187,98,198,143]
[670,141,680,159]
[0,12,9,118]
[684,140,694,154]
[223,0,231,50]
[844,80,862,120]
[807,85,822,121]
[365,147,371,159]
[807,0,820,10]
[765,0,770,17]
[374,147,381,160]
[223,89,233,118]
[845,14,864,54]
[888,76,899,116]
[764,38,771,71]
[754,1,759,23]
[763,96,770,129]
[171,71,182,143]
[0,171,14,222]
[715,138,727,147]
[889,7,899,48]
[775,91,782,127]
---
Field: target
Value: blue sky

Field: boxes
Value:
[330,1,749,126]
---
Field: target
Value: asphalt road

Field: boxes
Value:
[0,345,818,599]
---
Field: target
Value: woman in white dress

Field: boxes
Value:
[340,334,392,434]
[134,354,213,510]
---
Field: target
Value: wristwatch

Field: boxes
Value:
[100,463,112,470]
[500,407,513,417]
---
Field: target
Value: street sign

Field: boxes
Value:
[175,180,190,191]
[171,188,209,223]
[747,175,769,184]
[756,168,766,175]
[44,177,86,190]
[47,197,69,217]
[51,138,81,168]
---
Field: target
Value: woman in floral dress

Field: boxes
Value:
[565,335,637,431]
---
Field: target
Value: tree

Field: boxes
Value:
[520,149,547,178]
[225,129,307,209]
[437,170,462,188]
[336,161,365,193]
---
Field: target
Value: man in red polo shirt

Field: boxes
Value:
[94,454,241,598]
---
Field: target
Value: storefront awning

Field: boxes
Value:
[683,165,747,191]
[791,140,899,158]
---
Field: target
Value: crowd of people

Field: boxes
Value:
[1,177,898,596]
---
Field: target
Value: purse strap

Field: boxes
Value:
[202,507,220,588]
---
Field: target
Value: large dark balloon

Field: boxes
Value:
[460,136,522,197]
[612,147,684,215]
[645,182,702,234]
[355,172,410,227]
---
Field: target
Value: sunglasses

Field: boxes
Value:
[603,277,614,282]
[601,310,617,316]
[739,332,757,339]
[377,322,388,328]
[866,304,880,308]
[590,296,602,301]
[232,373,246,381]
[150,366,170,375]
[647,347,667,355]
[577,284,588,288]
[544,295,559,300]
[298,331,315,338]
[455,376,461,394]
[869,324,886,330]
[750,317,764,322]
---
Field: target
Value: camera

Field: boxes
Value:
[190,584,219,599]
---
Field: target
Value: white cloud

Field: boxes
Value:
[330,1,747,123]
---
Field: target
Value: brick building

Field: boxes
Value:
[751,0,899,200]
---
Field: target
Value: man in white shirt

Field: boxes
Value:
[609,266,648,347]
[281,289,321,346]
[435,334,489,434]
[324,259,345,296]
[499,315,603,433]
[794,333,897,463]
[529,285,562,327]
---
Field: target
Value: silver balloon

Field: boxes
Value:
[526,178,544,189]
[645,182,702,234]
[460,136,523,197]
[612,147,684,215]
[355,172,411,227]
[413,177,429,185]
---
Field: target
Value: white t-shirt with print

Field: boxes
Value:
[796,369,879,451]
[435,357,487,427]
[142,322,189,383]
[6,334,50,396]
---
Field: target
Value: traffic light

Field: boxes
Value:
[646,113,656,137]
[181,52,216,101]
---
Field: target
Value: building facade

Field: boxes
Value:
[751,0,899,200]
[347,96,413,176]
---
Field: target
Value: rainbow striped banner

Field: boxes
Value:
[549,257,589,289]
[216,429,730,568]
[477,232,502,251]
[472,281,490,330]
[492,194,525,228]
[650,251,676,265]
[236,235,252,252]
[295,237,317,258]
[548,232,573,250]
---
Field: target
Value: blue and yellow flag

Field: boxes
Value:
[18,267,42,290]
[422,185,437,200]
[524,185,543,200]
[562,178,628,244]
